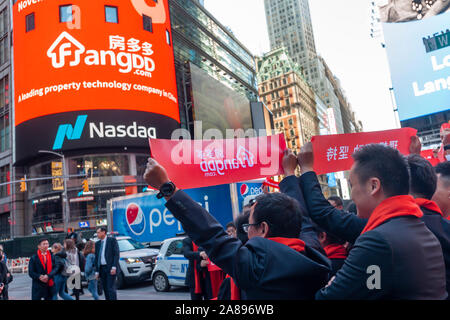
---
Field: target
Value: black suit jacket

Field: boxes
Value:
[299,171,447,299]
[182,236,204,288]
[166,190,331,300]
[420,206,450,297]
[94,237,120,272]
[28,252,57,291]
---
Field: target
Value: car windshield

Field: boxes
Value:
[117,238,146,252]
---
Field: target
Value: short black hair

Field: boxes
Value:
[435,161,450,186]
[316,226,346,245]
[352,144,409,197]
[38,238,49,245]
[407,154,437,200]
[328,196,343,207]
[97,227,107,233]
[346,201,357,214]
[234,212,250,244]
[226,222,236,229]
[253,192,303,238]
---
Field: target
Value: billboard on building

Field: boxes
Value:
[190,63,253,138]
[379,2,449,121]
[13,0,179,163]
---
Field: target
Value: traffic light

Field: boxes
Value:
[20,178,27,192]
[82,179,89,193]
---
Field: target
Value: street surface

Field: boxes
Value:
[7,273,190,300]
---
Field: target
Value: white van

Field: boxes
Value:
[151,237,189,292]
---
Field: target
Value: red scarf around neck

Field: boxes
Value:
[361,195,423,235]
[269,237,305,253]
[324,244,348,259]
[415,198,444,217]
[37,250,54,287]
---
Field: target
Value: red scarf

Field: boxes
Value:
[192,242,203,294]
[37,250,54,287]
[269,237,305,253]
[361,195,423,235]
[324,244,348,259]
[207,261,225,299]
[415,198,444,217]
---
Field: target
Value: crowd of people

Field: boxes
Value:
[3,127,449,301]
[144,131,450,300]
[26,227,119,300]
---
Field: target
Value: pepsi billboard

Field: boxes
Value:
[379,4,450,121]
[111,184,234,242]
[236,181,264,213]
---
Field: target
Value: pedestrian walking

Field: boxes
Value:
[51,243,74,300]
[84,240,100,300]
[28,238,55,300]
[64,239,85,300]
[94,227,120,300]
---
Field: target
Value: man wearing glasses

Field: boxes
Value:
[143,157,331,300]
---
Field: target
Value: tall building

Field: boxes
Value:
[0,0,267,240]
[256,48,319,152]
[264,0,346,133]
[0,1,12,240]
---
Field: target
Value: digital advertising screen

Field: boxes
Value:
[13,0,180,163]
[190,63,253,138]
[379,1,450,121]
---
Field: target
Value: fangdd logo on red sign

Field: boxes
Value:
[13,0,180,163]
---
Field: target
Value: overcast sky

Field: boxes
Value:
[204,0,399,132]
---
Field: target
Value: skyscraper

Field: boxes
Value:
[264,0,344,133]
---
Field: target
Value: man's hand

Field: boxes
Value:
[199,251,208,260]
[39,275,48,283]
[409,136,422,155]
[143,158,170,190]
[200,260,209,268]
[110,268,116,276]
[298,142,314,174]
[282,149,298,176]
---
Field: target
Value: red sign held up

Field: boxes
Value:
[149,134,287,190]
[311,128,417,175]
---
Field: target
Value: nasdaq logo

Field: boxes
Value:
[53,115,88,150]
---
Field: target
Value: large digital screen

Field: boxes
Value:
[379,1,450,121]
[13,0,179,163]
[190,63,253,138]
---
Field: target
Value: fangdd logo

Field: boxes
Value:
[47,31,155,77]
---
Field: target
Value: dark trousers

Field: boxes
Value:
[0,284,8,300]
[31,284,54,300]
[99,265,117,300]
[189,272,212,301]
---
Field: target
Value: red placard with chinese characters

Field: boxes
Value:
[311,128,417,174]
[149,134,287,189]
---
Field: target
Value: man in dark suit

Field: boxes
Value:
[296,143,447,299]
[143,158,331,300]
[407,154,450,297]
[94,227,120,300]
[182,237,212,300]
[28,238,56,300]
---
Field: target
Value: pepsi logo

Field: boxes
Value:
[126,203,146,235]
[240,184,249,196]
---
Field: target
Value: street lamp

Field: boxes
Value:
[38,150,70,233]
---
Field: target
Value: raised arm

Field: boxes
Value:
[298,143,367,243]
[143,158,257,287]
[279,149,324,253]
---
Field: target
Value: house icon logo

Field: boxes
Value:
[236,146,255,168]
[47,31,85,68]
